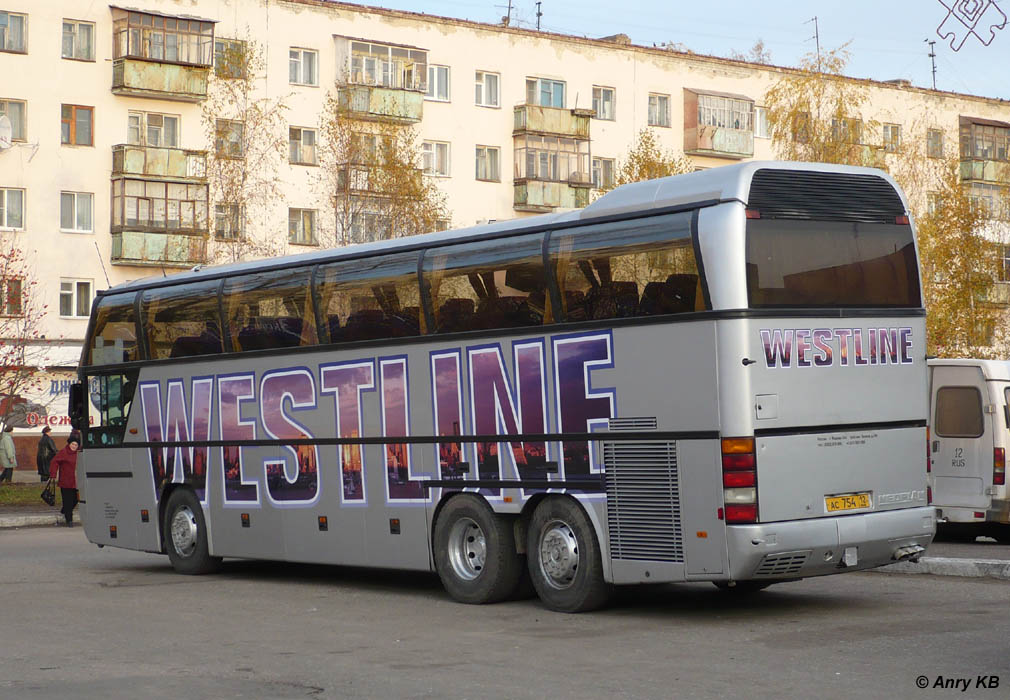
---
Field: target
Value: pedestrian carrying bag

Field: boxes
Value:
[41,479,56,507]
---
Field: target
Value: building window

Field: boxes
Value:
[128,111,179,147]
[754,106,770,139]
[648,93,670,127]
[792,111,811,143]
[60,279,92,318]
[426,65,450,101]
[288,208,316,245]
[960,121,1010,162]
[0,10,26,53]
[60,192,93,233]
[0,98,25,141]
[0,187,24,230]
[111,179,208,232]
[214,38,246,79]
[698,94,752,131]
[927,192,942,216]
[514,134,590,183]
[215,119,244,158]
[475,71,499,107]
[422,141,450,176]
[215,203,242,240]
[830,118,863,144]
[592,86,615,120]
[348,40,427,91]
[475,146,500,181]
[927,128,944,159]
[1,277,22,316]
[289,127,317,165]
[61,104,93,146]
[968,182,1010,221]
[592,157,615,189]
[999,244,1010,283]
[62,20,94,60]
[112,11,213,65]
[289,48,317,86]
[350,212,392,243]
[526,78,565,108]
[883,123,901,152]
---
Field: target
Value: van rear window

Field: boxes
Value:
[746,220,920,308]
[935,386,983,438]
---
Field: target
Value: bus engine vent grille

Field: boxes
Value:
[748,169,904,224]
[604,440,683,563]
[753,550,811,577]
[608,417,658,432]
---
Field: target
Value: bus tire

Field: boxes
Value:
[527,497,612,613]
[433,494,522,605]
[163,488,221,575]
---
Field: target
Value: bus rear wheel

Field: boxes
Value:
[433,494,522,604]
[527,497,612,613]
[163,488,221,575]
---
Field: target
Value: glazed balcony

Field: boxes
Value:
[110,231,207,268]
[960,158,1010,184]
[683,125,754,159]
[513,104,591,138]
[112,144,207,181]
[513,181,590,213]
[337,85,423,124]
[112,58,209,102]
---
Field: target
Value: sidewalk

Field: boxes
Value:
[1,469,81,528]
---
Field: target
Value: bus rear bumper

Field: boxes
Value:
[724,506,936,581]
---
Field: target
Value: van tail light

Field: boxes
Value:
[994,447,1006,486]
[925,427,931,474]
[722,437,758,524]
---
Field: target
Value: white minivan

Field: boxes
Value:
[928,359,1010,541]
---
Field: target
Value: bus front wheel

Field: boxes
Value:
[527,497,612,613]
[163,489,222,575]
[433,494,522,604]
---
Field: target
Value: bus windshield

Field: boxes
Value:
[746,219,920,308]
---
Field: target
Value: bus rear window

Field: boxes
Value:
[87,293,138,366]
[746,220,920,308]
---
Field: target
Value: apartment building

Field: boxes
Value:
[1,0,1009,429]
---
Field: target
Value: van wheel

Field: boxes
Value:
[163,489,221,575]
[714,581,773,594]
[527,497,612,613]
[433,495,522,604]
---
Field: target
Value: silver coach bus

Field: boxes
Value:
[71,162,935,612]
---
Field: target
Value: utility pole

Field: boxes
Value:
[806,16,821,72]
[536,1,543,31]
[925,38,937,90]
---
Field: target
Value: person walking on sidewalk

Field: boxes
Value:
[49,434,80,527]
[0,424,16,484]
[36,426,57,483]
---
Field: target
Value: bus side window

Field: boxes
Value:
[85,371,139,447]
[141,280,224,360]
[224,267,317,352]
[548,211,701,322]
[315,252,422,344]
[423,233,548,333]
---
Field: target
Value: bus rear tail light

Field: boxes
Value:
[722,437,758,524]
[994,448,1006,486]
[895,215,909,225]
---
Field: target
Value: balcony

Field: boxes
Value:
[514,181,591,212]
[960,158,1010,185]
[112,144,207,181]
[337,85,423,124]
[112,58,209,102]
[513,104,591,138]
[683,125,754,159]
[110,231,207,268]
[683,89,755,160]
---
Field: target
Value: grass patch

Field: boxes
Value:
[0,483,64,508]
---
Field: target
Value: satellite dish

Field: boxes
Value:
[0,115,12,151]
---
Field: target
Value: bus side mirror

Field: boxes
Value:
[68,382,84,431]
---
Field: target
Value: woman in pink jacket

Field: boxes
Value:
[49,433,80,527]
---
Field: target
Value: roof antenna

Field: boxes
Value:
[94,241,111,287]
[536,1,543,31]
[924,38,937,90]
[805,16,821,72]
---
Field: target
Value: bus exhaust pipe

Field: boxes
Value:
[892,545,926,563]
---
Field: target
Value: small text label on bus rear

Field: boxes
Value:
[760,328,913,369]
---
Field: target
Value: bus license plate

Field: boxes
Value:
[824,493,871,512]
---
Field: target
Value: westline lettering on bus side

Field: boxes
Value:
[760,327,914,368]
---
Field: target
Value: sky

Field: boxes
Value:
[344,0,1010,100]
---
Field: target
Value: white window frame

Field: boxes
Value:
[289,48,318,86]
[648,93,670,128]
[422,141,450,177]
[62,19,95,61]
[60,279,93,318]
[215,203,242,240]
[526,78,565,108]
[592,157,615,189]
[215,119,244,158]
[426,65,450,101]
[754,106,770,139]
[0,277,22,317]
[927,128,944,159]
[883,123,901,152]
[60,191,93,233]
[0,98,25,141]
[288,208,316,245]
[348,40,428,92]
[289,126,317,165]
[475,70,499,108]
[475,145,500,182]
[214,38,247,79]
[592,86,615,121]
[0,187,24,230]
[128,111,180,148]
[0,10,26,53]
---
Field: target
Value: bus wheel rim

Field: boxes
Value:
[170,505,199,558]
[538,519,579,590]
[447,516,486,581]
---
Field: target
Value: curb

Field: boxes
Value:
[876,557,1010,581]
[0,513,82,529]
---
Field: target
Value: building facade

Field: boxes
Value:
[1,0,1010,423]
